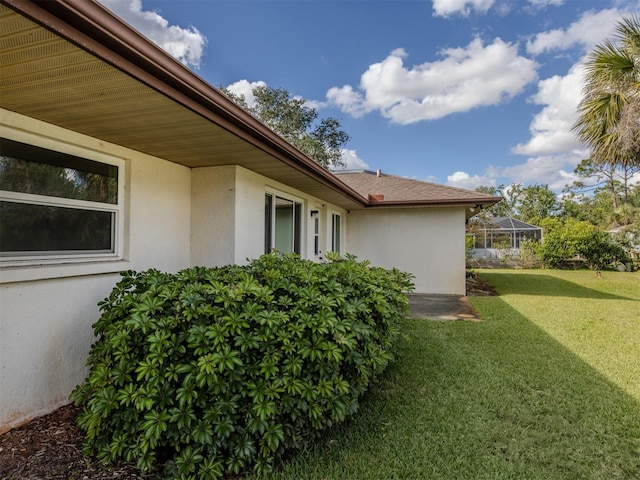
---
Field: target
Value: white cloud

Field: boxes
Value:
[447,171,496,190]
[97,0,206,68]
[498,153,584,191]
[432,0,567,16]
[224,79,267,108]
[328,39,538,124]
[334,149,370,171]
[326,85,368,118]
[512,63,584,156]
[432,0,495,17]
[526,8,626,55]
[528,0,565,7]
[446,148,587,192]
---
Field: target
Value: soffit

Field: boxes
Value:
[0,4,364,210]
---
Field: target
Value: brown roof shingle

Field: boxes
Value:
[334,170,502,208]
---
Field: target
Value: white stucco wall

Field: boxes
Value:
[191,165,237,267]
[0,275,119,430]
[192,165,346,265]
[0,111,191,432]
[346,207,467,295]
[234,167,269,264]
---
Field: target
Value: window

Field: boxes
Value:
[0,138,123,261]
[264,193,302,254]
[331,213,341,254]
[313,214,320,257]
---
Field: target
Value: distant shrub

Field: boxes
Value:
[465,234,475,262]
[518,238,542,269]
[71,253,413,479]
[538,219,628,271]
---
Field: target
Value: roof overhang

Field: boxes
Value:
[0,0,367,209]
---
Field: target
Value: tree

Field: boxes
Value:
[474,183,557,223]
[561,158,640,227]
[475,185,514,217]
[565,158,640,209]
[220,85,349,169]
[516,184,559,224]
[560,189,614,227]
[573,15,640,170]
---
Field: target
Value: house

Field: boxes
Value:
[469,216,543,259]
[0,0,501,432]
[334,170,501,292]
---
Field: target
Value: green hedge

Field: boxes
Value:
[71,253,414,479]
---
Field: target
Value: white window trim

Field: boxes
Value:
[313,214,320,258]
[0,134,127,282]
[264,188,305,256]
[330,211,342,254]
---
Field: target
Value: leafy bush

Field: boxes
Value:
[465,234,475,262]
[517,237,542,269]
[538,219,628,271]
[71,253,414,479]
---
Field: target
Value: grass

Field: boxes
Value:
[248,269,640,480]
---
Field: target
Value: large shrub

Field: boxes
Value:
[71,254,413,479]
[538,219,628,271]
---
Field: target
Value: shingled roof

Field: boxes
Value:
[334,170,502,212]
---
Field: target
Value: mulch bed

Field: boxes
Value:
[0,404,154,479]
[466,271,498,296]
[1,275,497,479]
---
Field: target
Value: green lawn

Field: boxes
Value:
[249,269,640,480]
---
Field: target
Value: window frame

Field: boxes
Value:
[313,214,320,257]
[264,190,304,256]
[331,212,342,254]
[0,138,125,266]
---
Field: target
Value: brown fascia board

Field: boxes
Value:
[363,196,503,209]
[2,0,368,207]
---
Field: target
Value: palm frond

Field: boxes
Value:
[574,15,640,169]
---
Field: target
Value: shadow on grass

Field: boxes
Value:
[258,298,640,480]
[478,272,636,301]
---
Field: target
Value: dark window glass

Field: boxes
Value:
[332,214,341,253]
[313,217,320,256]
[0,138,118,204]
[264,194,273,253]
[0,201,114,254]
[293,202,301,255]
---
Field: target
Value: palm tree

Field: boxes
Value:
[574,15,640,169]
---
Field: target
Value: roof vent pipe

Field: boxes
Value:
[376,169,382,177]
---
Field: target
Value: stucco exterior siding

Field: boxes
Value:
[230,165,348,264]
[126,140,192,273]
[1,112,192,432]
[191,166,237,267]
[346,207,467,294]
[0,275,119,432]
[234,167,271,264]
[191,165,347,266]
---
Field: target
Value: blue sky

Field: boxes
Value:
[98,0,640,192]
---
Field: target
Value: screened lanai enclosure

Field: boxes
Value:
[471,216,543,259]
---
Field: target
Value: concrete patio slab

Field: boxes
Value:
[407,294,481,321]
